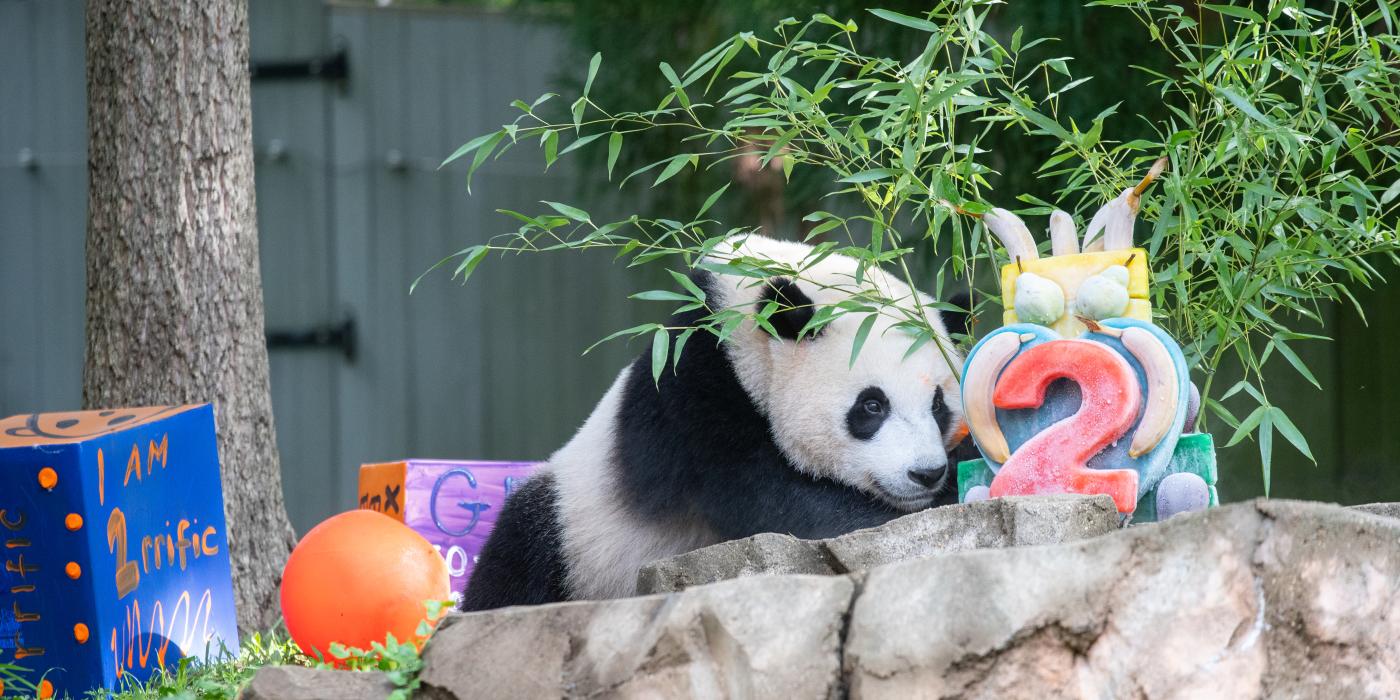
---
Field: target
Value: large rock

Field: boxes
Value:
[638,495,1119,594]
[844,499,1400,698]
[417,574,852,699]
[239,666,393,700]
[263,498,1400,698]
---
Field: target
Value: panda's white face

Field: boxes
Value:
[707,236,967,511]
[761,307,964,510]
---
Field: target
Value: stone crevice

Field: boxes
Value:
[815,540,853,576]
[832,572,864,699]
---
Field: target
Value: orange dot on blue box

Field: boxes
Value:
[38,467,57,489]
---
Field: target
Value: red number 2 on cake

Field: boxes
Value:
[988,339,1141,513]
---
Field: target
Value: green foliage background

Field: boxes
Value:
[430,0,1399,499]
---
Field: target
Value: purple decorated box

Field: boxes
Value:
[357,459,538,600]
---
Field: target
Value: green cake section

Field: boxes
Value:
[956,433,1218,523]
[957,456,996,501]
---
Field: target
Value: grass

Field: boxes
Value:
[0,629,309,700]
[95,629,311,700]
[3,600,452,700]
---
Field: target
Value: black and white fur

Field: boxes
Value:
[462,235,973,610]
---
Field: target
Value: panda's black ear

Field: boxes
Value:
[942,291,971,337]
[758,277,816,341]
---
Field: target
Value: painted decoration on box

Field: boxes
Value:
[0,404,239,698]
[956,158,1218,522]
[358,460,538,601]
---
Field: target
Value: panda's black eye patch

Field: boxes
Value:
[847,387,888,441]
[931,386,951,435]
[757,277,817,342]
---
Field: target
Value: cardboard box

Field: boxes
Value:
[358,460,538,601]
[0,404,239,697]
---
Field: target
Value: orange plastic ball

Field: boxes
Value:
[280,510,450,661]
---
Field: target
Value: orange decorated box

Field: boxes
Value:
[0,405,239,697]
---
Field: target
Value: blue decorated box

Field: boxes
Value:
[0,404,239,698]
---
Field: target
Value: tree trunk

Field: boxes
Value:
[84,0,295,634]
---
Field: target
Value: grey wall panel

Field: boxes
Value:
[249,0,340,535]
[326,7,379,531]
[0,0,85,417]
[397,14,486,461]
[31,0,86,415]
[0,0,39,415]
[357,8,414,471]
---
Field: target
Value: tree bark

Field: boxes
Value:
[84,0,295,634]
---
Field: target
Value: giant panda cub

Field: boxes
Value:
[462,234,972,611]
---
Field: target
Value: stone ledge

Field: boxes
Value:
[638,494,1120,594]
[245,498,1400,699]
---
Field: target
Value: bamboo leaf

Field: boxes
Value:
[465,130,505,194]
[412,245,485,294]
[696,182,730,219]
[632,290,695,302]
[1203,3,1265,23]
[668,269,707,302]
[673,328,696,373]
[1259,410,1274,497]
[583,52,602,96]
[560,132,604,156]
[849,313,878,368]
[997,89,1071,139]
[1269,337,1320,389]
[585,323,660,355]
[441,130,499,169]
[1381,178,1400,205]
[1269,407,1315,463]
[651,329,670,384]
[653,154,694,187]
[659,62,690,108]
[571,97,587,131]
[543,130,560,168]
[1216,86,1278,128]
[838,168,897,183]
[659,61,683,88]
[868,8,940,32]
[1225,405,1268,448]
[607,132,623,180]
[542,201,590,222]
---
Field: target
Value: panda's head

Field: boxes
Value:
[705,236,968,511]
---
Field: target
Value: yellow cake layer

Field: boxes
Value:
[1000,249,1152,336]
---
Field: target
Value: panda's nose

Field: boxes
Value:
[907,464,947,489]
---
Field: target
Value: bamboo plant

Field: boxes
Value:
[427,0,1400,490]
